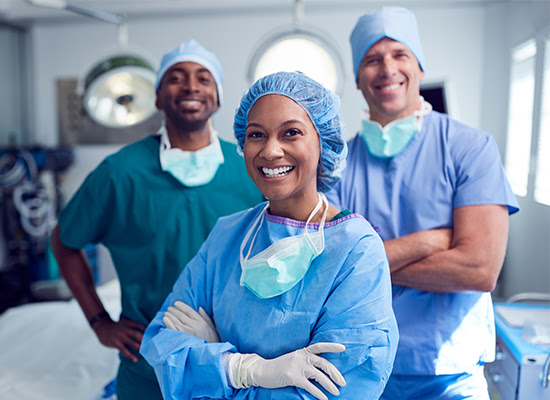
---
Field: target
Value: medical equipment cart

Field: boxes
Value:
[485,302,550,400]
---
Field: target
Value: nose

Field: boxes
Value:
[380,57,397,78]
[181,76,199,92]
[259,137,284,160]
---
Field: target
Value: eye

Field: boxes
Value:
[283,128,302,137]
[196,73,212,84]
[167,74,182,83]
[246,130,265,139]
[362,57,379,66]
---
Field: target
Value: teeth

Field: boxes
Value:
[381,83,400,91]
[262,166,293,178]
[180,100,201,106]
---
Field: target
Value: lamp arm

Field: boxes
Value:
[293,0,304,28]
[65,3,124,25]
[26,0,124,25]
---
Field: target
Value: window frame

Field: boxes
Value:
[505,28,550,206]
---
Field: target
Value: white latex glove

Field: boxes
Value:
[163,301,220,343]
[230,342,346,400]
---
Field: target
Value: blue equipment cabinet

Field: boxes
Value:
[485,302,550,400]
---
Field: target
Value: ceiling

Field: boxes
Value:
[0,0,519,26]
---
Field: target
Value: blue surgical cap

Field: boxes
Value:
[350,6,425,81]
[234,71,347,193]
[155,39,224,105]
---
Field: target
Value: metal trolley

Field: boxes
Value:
[486,293,550,400]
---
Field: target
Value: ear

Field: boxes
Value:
[155,94,162,111]
[215,89,221,108]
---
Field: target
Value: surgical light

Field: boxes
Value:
[26,0,157,129]
[79,55,157,128]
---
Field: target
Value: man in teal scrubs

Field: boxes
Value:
[50,39,264,400]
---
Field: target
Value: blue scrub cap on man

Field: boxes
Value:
[234,71,347,193]
[350,6,425,81]
[155,39,224,105]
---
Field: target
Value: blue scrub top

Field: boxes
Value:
[141,203,398,399]
[326,111,519,375]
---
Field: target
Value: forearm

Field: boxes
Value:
[50,225,107,321]
[391,245,501,293]
[384,228,452,273]
[141,314,237,399]
[391,205,509,293]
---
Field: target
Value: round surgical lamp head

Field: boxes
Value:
[79,54,157,129]
[247,26,345,96]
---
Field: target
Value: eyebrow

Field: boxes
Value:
[246,119,306,129]
[168,66,211,75]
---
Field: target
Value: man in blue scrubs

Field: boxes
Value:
[326,7,519,399]
[50,40,264,400]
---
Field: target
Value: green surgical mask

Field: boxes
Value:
[360,115,419,158]
[159,126,224,187]
[239,194,328,299]
[359,97,432,158]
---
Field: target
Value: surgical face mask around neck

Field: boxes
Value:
[360,115,419,158]
[239,193,328,299]
[360,98,432,158]
[159,126,224,187]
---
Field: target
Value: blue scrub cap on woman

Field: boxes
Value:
[234,71,347,193]
[350,6,425,81]
[155,39,224,105]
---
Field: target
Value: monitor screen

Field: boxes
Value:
[420,83,448,114]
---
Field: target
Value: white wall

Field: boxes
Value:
[0,25,23,146]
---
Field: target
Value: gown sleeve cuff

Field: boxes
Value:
[222,351,241,388]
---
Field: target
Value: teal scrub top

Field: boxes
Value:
[57,135,264,396]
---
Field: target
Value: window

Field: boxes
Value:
[505,40,536,198]
[505,33,550,206]
[534,37,550,206]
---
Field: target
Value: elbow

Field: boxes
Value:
[454,241,504,292]
[475,275,498,293]
[470,260,502,292]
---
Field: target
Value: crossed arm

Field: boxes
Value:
[385,204,510,293]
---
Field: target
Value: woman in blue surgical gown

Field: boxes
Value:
[140,71,398,400]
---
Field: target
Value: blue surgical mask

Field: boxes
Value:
[159,125,224,187]
[359,98,432,158]
[239,193,328,299]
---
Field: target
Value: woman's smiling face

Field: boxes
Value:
[244,94,320,206]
